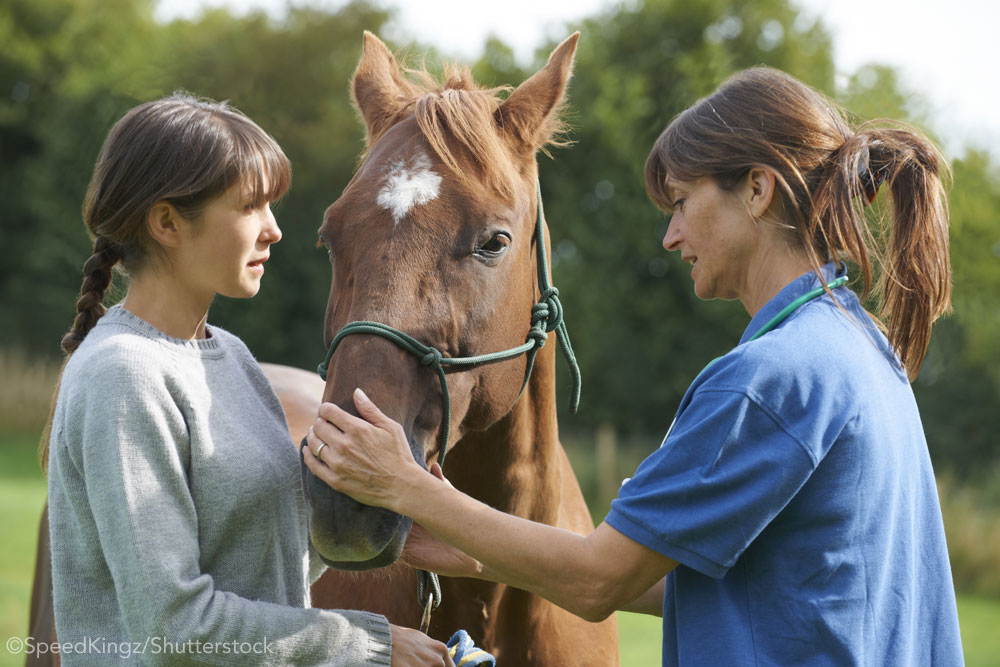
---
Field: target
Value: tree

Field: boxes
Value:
[914,150,1000,474]
[3,0,997,474]
[1,0,158,352]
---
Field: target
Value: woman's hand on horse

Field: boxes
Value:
[402,520,483,579]
[303,388,426,512]
[389,624,455,667]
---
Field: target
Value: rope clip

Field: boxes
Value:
[419,590,436,634]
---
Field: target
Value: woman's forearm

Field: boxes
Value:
[392,472,673,622]
[304,391,676,622]
[619,577,666,616]
[394,473,607,620]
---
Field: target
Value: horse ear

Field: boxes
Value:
[351,31,412,146]
[497,32,579,152]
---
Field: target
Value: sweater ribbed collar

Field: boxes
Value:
[98,304,226,355]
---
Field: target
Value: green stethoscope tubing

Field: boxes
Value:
[699,275,849,377]
[748,276,849,341]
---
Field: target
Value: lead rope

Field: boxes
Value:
[316,179,580,639]
[417,569,441,633]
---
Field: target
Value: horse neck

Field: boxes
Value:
[448,341,562,524]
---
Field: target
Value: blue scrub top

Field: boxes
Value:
[605,264,963,666]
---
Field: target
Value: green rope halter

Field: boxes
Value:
[316,179,581,468]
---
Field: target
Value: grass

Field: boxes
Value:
[956,595,1000,666]
[617,612,661,665]
[0,351,59,438]
[0,438,48,667]
[615,600,1000,666]
[2,432,1000,666]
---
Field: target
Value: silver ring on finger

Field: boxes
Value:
[314,442,328,458]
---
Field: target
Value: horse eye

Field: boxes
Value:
[478,233,510,256]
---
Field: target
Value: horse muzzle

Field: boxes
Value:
[299,435,423,570]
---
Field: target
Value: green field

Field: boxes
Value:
[2,438,997,666]
[616,597,1000,666]
[0,438,48,663]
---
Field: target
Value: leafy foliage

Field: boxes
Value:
[2,0,997,473]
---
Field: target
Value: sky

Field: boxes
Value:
[155,0,1000,159]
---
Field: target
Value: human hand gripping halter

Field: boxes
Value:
[314,179,581,630]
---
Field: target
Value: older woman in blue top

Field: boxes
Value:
[304,67,963,666]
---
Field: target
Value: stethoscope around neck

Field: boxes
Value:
[700,275,849,376]
[660,274,849,442]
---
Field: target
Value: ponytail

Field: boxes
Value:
[812,124,951,379]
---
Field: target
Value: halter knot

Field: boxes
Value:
[421,348,443,367]
[531,287,563,333]
[527,325,549,348]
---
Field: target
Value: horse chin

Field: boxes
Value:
[298,438,416,570]
[313,507,411,571]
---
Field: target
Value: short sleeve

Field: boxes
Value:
[605,387,817,578]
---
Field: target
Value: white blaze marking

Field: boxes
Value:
[376,152,442,224]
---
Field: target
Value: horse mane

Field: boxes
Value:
[365,62,570,200]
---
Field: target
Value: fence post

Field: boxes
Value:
[596,422,618,507]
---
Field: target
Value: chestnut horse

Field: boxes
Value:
[26,32,618,666]
[297,32,617,664]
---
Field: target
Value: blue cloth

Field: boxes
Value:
[605,264,963,666]
[446,630,496,666]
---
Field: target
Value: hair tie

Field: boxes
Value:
[856,144,888,206]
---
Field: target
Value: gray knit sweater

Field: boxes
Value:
[48,305,392,665]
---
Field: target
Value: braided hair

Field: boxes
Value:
[61,236,122,353]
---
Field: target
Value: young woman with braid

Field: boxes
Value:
[44,95,453,666]
[303,67,964,665]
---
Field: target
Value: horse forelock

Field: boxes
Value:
[364,63,567,200]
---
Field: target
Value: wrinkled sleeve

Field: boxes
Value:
[605,387,817,579]
[65,359,391,666]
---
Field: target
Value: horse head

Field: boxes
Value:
[303,31,579,569]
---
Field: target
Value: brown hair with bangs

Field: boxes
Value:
[65,92,290,354]
[644,67,951,380]
[41,93,290,468]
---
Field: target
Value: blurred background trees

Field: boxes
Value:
[2,0,998,479]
